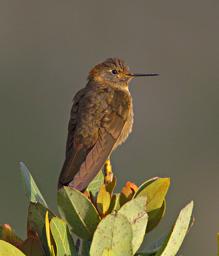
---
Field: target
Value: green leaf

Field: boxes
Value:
[81,240,91,256]
[101,249,115,256]
[87,170,104,196]
[0,240,26,256]
[119,197,148,254]
[105,176,117,196]
[50,217,77,256]
[147,201,166,232]
[134,178,170,212]
[90,213,133,256]
[143,233,168,255]
[45,211,55,256]
[20,162,47,207]
[135,253,155,256]
[108,193,121,213]
[57,186,100,240]
[96,185,111,216]
[155,201,194,256]
[134,177,158,196]
[27,202,54,255]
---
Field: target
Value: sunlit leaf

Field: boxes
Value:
[0,240,26,256]
[97,184,111,216]
[101,248,115,256]
[119,197,148,254]
[135,253,155,256]
[50,217,77,256]
[155,201,194,256]
[58,186,100,240]
[134,178,170,212]
[134,177,158,196]
[45,211,55,256]
[90,212,133,256]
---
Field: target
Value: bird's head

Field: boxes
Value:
[88,58,158,88]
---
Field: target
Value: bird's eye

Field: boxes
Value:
[112,69,118,75]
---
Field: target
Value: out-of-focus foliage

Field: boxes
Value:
[0,163,194,256]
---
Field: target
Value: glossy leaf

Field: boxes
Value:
[45,211,55,256]
[155,201,194,256]
[119,197,148,254]
[58,186,100,240]
[90,213,133,256]
[0,240,26,256]
[50,217,77,256]
[134,178,170,212]
[97,184,111,216]
[20,162,47,207]
[134,177,158,196]
[87,170,104,196]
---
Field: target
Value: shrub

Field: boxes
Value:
[0,162,194,256]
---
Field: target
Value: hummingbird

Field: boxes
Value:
[58,58,158,191]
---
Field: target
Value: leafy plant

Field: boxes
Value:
[0,162,194,256]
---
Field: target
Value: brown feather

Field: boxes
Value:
[58,58,133,191]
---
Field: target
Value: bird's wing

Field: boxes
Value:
[65,88,87,157]
[58,86,130,191]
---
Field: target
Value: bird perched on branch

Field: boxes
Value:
[58,58,158,191]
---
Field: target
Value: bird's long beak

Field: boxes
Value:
[128,73,159,77]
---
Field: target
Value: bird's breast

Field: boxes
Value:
[114,99,133,149]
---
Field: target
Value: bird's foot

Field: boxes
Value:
[104,159,113,184]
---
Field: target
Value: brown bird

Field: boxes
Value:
[58,58,158,191]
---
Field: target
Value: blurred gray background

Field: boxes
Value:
[0,0,219,255]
